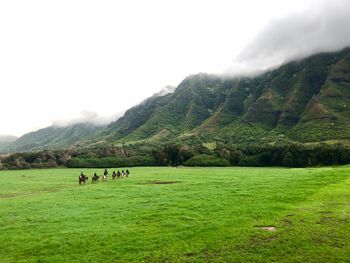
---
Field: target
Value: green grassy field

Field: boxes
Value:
[1,166,350,262]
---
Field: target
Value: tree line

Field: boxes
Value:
[1,143,350,170]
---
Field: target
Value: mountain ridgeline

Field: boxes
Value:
[2,48,350,154]
[2,123,103,153]
[94,48,350,146]
[0,135,18,152]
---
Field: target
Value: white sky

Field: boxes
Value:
[0,0,321,136]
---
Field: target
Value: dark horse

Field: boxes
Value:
[92,173,99,183]
[79,174,88,185]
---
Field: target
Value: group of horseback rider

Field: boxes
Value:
[79,168,130,185]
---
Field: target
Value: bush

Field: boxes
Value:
[67,156,157,168]
[44,159,58,168]
[238,155,265,167]
[183,154,230,167]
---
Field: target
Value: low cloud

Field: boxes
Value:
[229,0,350,74]
[53,110,122,127]
[152,85,176,97]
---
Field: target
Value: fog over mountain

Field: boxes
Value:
[229,0,350,74]
[152,86,176,97]
[53,86,176,129]
[2,0,350,138]
[52,110,122,128]
[0,135,18,142]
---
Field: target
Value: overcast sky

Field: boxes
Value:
[1,0,350,136]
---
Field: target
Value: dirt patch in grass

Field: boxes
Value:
[281,214,294,226]
[282,218,293,226]
[0,186,74,199]
[317,216,335,224]
[94,195,117,199]
[255,226,277,232]
[143,180,179,185]
[0,193,26,199]
[318,211,333,214]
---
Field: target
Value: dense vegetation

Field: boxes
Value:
[1,142,350,169]
[1,167,350,262]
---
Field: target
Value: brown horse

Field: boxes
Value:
[79,175,88,185]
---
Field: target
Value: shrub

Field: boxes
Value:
[67,156,157,168]
[183,154,230,167]
[238,154,265,167]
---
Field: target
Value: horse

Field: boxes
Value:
[102,174,108,182]
[92,174,99,183]
[79,175,88,185]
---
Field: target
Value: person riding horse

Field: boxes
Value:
[79,172,88,185]
[112,171,117,180]
[101,169,108,182]
[92,173,99,183]
[117,170,121,179]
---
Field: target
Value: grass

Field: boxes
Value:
[0,166,350,262]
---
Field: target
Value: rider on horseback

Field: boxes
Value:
[79,172,88,185]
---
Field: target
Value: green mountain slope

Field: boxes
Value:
[4,123,103,153]
[7,48,350,153]
[0,135,18,152]
[93,48,350,147]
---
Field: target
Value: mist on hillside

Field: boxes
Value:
[15,86,175,135]
[152,86,176,97]
[0,135,18,142]
[53,110,123,128]
[227,0,350,75]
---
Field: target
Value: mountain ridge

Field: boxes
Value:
[2,123,104,153]
[89,47,350,147]
[3,47,350,153]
